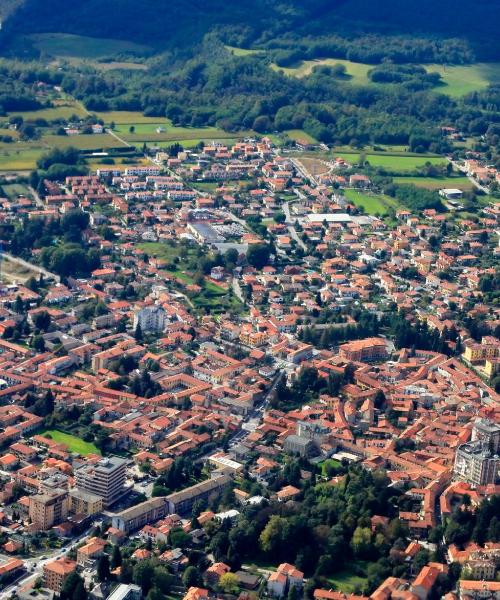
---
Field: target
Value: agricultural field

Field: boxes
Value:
[9,100,88,121]
[93,111,165,125]
[27,33,150,60]
[43,133,128,150]
[343,189,399,215]
[393,176,474,190]
[0,148,44,171]
[284,129,319,143]
[39,429,101,456]
[335,152,447,170]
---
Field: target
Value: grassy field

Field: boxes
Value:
[343,189,399,215]
[0,255,40,284]
[393,176,474,190]
[336,152,446,170]
[326,565,367,593]
[319,458,342,476]
[0,148,44,171]
[2,183,33,200]
[10,99,88,121]
[272,58,372,85]
[28,33,150,60]
[225,45,264,57]
[39,429,101,456]
[425,63,500,97]
[44,133,128,150]
[284,129,319,143]
[93,111,164,125]
[270,54,500,96]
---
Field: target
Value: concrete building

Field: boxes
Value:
[472,418,500,454]
[75,456,127,508]
[28,489,69,531]
[111,497,170,533]
[453,442,500,486]
[133,305,167,334]
[43,558,77,592]
[69,488,103,516]
[166,474,231,515]
[107,584,142,600]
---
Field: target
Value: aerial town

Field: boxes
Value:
[0,134,498,600]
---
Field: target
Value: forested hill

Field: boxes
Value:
[3,0,500,61]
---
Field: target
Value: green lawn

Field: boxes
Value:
[326,566,367,593]
[39,430,101,456]
[2,183,33,199]
[336,152,446,170]
[343,189,398,215]
[319,458,342,476]
[27,33,150,59]
[10,101,88,121]
[393,176,474,190]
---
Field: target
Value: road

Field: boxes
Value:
[283,201,307,252]
[0,530,91,600]
[449,159,490,194]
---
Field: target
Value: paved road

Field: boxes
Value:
[283,201,307,252]
[0,530,91,600]
[449,159,490,194]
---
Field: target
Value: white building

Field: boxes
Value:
[133,305,167,334]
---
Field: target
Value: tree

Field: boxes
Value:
[219,572,239,594]
[111,545,122,569]
[182,566,203,588]
[246,243,271,269]
[135,322,143,342]
[32,335,46,352]
[97,554,110,581]
[60,572,86,600]
[120,560,134,584]
[133,561,156,594]
[351,526,372,557]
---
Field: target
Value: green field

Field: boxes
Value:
[343,189,398,215]
[2,183,33,199]
[425,63,500,97]
[0,148,44,171]
[272,58,372,85]
[336,152,446,170]
[10,101,88,121]
[270,55,500,96]
[284,129,318,144]
[393,176,474,190]
[93,111,165,125]
[44,133,128,150]
[326,565,367,593]
[28,33,150,60]
[39,430,101,456]
[225,45,264,57]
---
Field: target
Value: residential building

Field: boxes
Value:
[75,456,127,508]
[43,558,77,592]
[28,489,69,531]
[133,305,167,334]
[69,488,103,516]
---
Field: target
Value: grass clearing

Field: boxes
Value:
[326,565,367,593]
[272,58,372,85]
[393,176,474,190]
[424,63,500,97]
[284,129,318,143]
[225,45,264,57]
[319,458,342,476]
[28,33,150,60]
[2,183,33,200]
[343,189,398,215]
[38,429,101,456]
[93,111,168,125]
[0,255,40,284]
[9,100,88,121]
